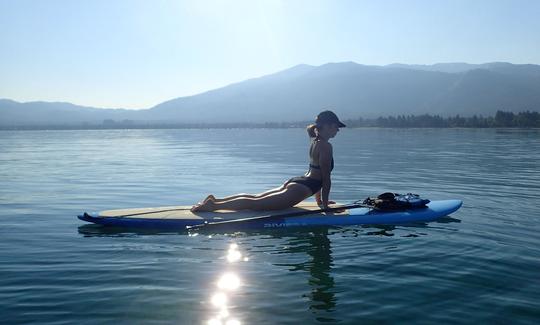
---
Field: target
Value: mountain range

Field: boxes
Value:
[1,62,539,126]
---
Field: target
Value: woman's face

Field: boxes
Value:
[319,123,340,138]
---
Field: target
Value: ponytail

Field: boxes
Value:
[306,124,318,138]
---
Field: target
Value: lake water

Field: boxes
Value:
[1,128,539,324]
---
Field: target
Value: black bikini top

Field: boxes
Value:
[309,140,334,171]
[309,160,334,171]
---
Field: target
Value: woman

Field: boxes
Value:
[191,110,346,212]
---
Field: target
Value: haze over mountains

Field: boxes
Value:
[1,62,539,126]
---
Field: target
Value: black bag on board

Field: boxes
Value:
[363,192,430,211]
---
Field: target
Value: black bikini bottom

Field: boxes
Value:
[286,176,322,194]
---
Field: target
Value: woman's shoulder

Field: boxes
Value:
[314,140,332,152]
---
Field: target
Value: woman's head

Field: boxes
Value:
[307,110,346,139]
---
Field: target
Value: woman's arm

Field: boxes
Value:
[315,190,335,206]
[318,142,333,209]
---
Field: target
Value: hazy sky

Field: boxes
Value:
[1,0,539,109]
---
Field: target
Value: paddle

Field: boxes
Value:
[101,207,192,218]
[186,202,367,231]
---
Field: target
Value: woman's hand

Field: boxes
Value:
[317,200,336,207]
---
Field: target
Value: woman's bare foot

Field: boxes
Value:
[191,200,216,212]
[190,203,201,212]
[191,195,216,212]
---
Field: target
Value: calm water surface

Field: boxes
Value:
[1,128,539,324]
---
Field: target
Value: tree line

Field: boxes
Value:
[343,111,540,128]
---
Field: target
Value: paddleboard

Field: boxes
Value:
[77,200,462,230]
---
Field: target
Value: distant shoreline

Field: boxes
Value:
[1,111,538,130]
[0,126,540,132]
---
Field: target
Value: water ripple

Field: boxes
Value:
[1,128,539,324]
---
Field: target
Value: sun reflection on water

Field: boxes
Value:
[218,273,241,291]
[206,242,247,325]
[211,292,228,307]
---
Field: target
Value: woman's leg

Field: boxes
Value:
[192,183,311,212]
[211,184,288,202]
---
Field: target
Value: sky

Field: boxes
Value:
[1,0,539,109]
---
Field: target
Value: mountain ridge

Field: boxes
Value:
[2,62,539,126]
